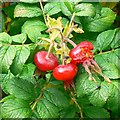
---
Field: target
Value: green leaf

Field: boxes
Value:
[12,33,27,43]
[7,77,36,101]
[37,98,59,118]
[20,0,38,3]
[111,28,120,49]
[76,73,99,97]
[0,46,16,73]
[10,18,27,35]
[1,72,14,94]
[0,32,12,45]
[44,2,61,16]
[95,49,120,79]
[10,46,30,75]
[84,7,116,32]
[96,29,116,51]
[0,13,5,33]
[37,88,69,118]
[64,1,73,14]
[74,3,95,17]
[60,105,78,118]
[20,63,35,79]
[3,4,15,19]
[89,81,113,107]
[60,2,72,16]
[84,106,110,118]
[22,19,47,42]
[106,80,120,112]
[44,88,69,108]
[1,97,33,118]
[14,3,42,18]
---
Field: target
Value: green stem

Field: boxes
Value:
[32,77,50,111]
[69,12,76,27]
[46,41,54,58]
[39,0,47,25]
[70,91,83,119]
[46,27,64,40]
[64,38,77,48]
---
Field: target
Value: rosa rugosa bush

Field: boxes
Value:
[0,1,120,119]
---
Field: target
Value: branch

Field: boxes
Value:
[39,0,47,25]
[64,38,77,48]
[70,91,83,119]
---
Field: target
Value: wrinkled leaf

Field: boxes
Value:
[106,80,120,112]
[1,72,14,94]
[44,88,69,108]
[37,98,59,118]
[111,28,120,49]
[37,88,69,118]
[20,63,35,79]
[10,46,30,75]
[84,7,116,32]
[22,19,47,42]
[0,46,16,73]
[44,2,61,16]
[75,3,95,17]
[95,49,120,79]
[1,97,33,118]
[96,29,116,51]
[89,81,113,107]
[84,106,110,118]
[12,33,27,43]
[60,105,78,118]
[60,2,72,16]
[7,77,36,101]
[76,73,99,97]
[14,3,42,18]
[0,32,12,45]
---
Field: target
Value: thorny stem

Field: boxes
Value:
[69,12,76,27]
[46,27,64,59]
[46,41,54,58]
[32,86,45,111]
[46,27,64,40]
[32,77,51,111]
[65,24,78,38]
[65,13,77,38]
[39,0,47,25]
[62,42,66,65]
[70,91,83,119]
[91,66,112,83]
[38,37,51,43]
[64,38,77,48]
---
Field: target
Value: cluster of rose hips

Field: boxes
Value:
[35,41,93,88]
[34,41,111,90]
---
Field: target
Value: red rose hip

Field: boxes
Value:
[53,63,78,81]
[34,51,58,72]
[78,41,94,50]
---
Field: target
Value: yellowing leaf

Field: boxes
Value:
[46,16,64,40]
[73,27,84,33]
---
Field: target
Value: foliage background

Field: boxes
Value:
[0,0,120,119]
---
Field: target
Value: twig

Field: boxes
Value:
[32,77,51,111]
[46,42,54,58]
[39,0,47,25]
[46,27,64,40]
[64,38,77,48]
[70,91,83,119]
